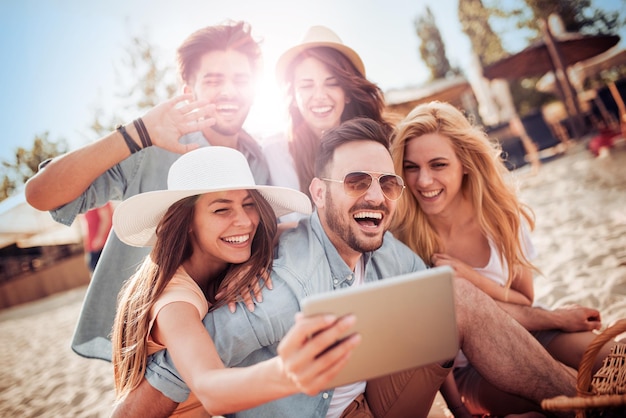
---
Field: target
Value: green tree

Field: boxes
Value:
[457,0,508,68]
[415,6,462,80]
[514,0,621,36]
[457,0,545,117]
[0,133,68,201]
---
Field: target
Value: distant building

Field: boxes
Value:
[0,192,89,308]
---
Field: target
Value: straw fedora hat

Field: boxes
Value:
[275,25,365,83]
[113,146,312,247]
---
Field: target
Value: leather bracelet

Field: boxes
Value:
[116,124,141,154]
[133,118,153,148]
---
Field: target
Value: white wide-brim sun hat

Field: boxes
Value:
[275,25,366,84]
[113,146,312,247]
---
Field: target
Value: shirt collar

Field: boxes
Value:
[185,130,271,185]
[310,212,373,286]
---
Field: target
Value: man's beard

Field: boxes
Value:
[209,105,249,137]
[324,192,387,254]
[210,119,245,136]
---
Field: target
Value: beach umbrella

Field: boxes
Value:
[533,46,626,93]
[482,33,620,80]
[535,46,626,129]
[578,47,626,79]
[579,47,626,134]
[483,19,619,140]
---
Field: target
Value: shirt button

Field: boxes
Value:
[333,279,339,285]
[322,392,329,399]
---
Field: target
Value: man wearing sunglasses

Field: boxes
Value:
[118,118,575,417]
[320,171,405,201]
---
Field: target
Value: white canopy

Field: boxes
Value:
[0,192,82,249]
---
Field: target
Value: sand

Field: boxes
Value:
[516,140,626,328]
[0,286,115,417]
[1,140,625,417]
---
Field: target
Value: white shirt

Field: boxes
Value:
[456,221,536,368]
[261,132,306,224]
[326,257,367,418]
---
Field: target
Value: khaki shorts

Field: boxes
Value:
[341,362,452,418]
[454,329,559,410]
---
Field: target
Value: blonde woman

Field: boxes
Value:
[111,146,355,416]
[390,101,618,416]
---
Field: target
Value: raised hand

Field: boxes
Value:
[141,94,217,154]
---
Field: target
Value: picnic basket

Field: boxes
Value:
[541,319,626,417]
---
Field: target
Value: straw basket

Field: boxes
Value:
[541,319,626,417]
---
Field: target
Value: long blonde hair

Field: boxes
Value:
[111,190,277,401]
[390,101,535,286]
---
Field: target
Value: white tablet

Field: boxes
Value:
[300,266,458,389]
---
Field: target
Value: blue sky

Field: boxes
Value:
[1,0,624,164]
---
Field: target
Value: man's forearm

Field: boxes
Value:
[495,301,602,333]
[496,302,559,331]
[25,130,132,211]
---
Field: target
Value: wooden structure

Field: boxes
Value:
[384,76,478,120]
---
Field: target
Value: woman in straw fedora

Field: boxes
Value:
[263,25,393,205]
[390,101,622,417]
[111,146,356,416]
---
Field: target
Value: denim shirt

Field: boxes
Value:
[146,212,427,417]
[46,131,270,361]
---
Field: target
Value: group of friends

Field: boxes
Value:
[25,21,622,418]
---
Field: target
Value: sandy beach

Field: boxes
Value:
[1,139,625,417]
[516,139,626,328]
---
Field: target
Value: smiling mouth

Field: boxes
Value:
[311,105,333,116]
[222,234,250,244]
[215,103,240,114]
[353,211,383,227]
[420,189,443,198]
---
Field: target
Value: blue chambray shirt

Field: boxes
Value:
[45,131,270,362]
[146,212,427,417]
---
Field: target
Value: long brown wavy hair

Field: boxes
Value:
[111,190,276,402]
[390,101,535,287]
[282,46,393,195]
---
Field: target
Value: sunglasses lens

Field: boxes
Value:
[379,175,404,200]
[343,172,373,197]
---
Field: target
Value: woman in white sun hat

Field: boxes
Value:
[263,25,394,206]
[110,146,333,416]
